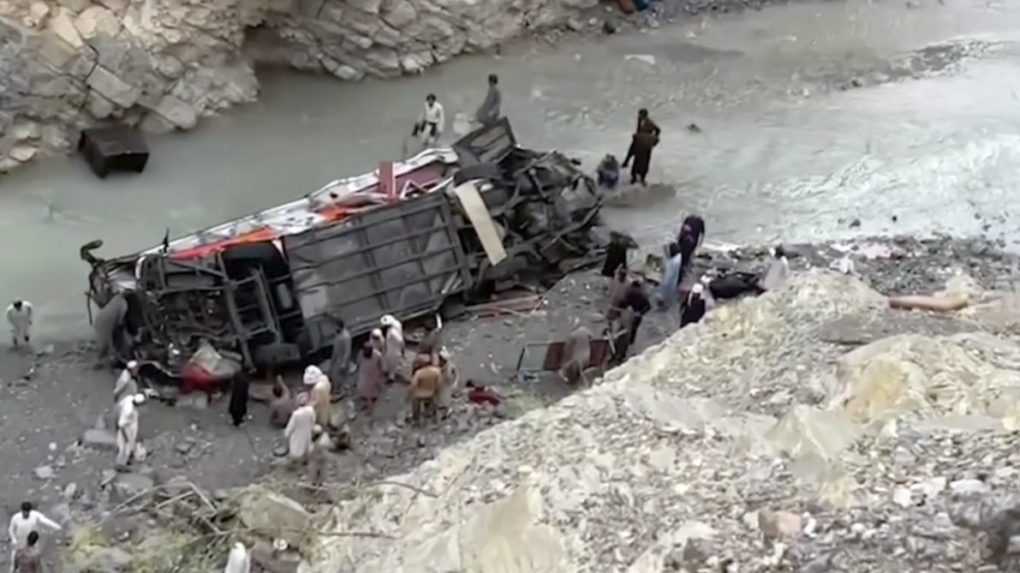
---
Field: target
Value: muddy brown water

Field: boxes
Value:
[2,0,1020,341]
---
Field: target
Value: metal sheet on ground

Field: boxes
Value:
[453,181,508,266]
[284,192,471,350]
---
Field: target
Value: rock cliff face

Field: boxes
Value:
[0,0,599,171]
[304,271,1020,572]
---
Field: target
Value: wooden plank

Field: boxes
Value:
[453,181,507,266]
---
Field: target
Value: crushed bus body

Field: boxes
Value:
[80,120,606,374]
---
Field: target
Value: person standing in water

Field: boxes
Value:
[475,74,502,126]
[413,94,446,147]
[622,109,661,186]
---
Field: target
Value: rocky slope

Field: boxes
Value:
[303,270,1020,572]
[0,0,787,173]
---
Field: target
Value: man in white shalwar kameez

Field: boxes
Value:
[758,245,790,293]
[6,300,32,349]
[113,361,140,404]
[284,396,316,465]
[380,315,405,384]
[224,542,250,573]
[8,502,61,573]
[116,394,145,467]
[304,365,332,427]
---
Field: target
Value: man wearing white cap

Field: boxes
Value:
[284,394,316,465]
[304,365,332,427]
[114,361,140,404]
[224,541,250,573]
[5,300,32,350]
[116,394,145,467]
[437,348,460,411]
[379,315,405,384]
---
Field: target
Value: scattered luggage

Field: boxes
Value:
[78,125,149,178]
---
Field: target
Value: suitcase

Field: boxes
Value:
[78,125,150,178]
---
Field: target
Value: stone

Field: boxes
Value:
[11,121,40,141]
[26,2,51,28]
[48,9,85,49]
[63,482,79,500]
[950,479,990,496]
[146,95,197,129]
[381,0,417,29]
[0,158,20,173]
[139,112,176,135]
[86,66,140,108]
[75,6,122,40]
[96,0,130,16]
[758,511,802,540]
[58,0,92,13]
[34,465,55,480]
[9,145,38,163]
[893,487,913,508]
[112,473,155,501]
[83,428,118,450]
[238,488,312,548]
[765,405,860,464]
[87,91,116,119]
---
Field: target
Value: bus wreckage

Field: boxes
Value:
[80,120,606,375]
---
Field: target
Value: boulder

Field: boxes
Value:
[147,95,197,129]
[86,66,139,108]
[82,428,118,450]
[9,145,38,163]
[75,6,122,40]
[766,405,860,463]
[381,0,416,29]
[26,2,51,28]
[758,511,803,540]
[238,488,313,548]
[112,473,155,501]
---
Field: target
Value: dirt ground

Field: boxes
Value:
[3,233,1018,571]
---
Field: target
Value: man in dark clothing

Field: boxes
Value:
[679,283,707,328]
[228,373,250,427]
[13,531,42,573]
[475,74,502,126]
[601,231,638,277]
[624,279,652,346]
[622,109,661,185]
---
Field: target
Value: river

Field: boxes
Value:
[2,0,1019,339]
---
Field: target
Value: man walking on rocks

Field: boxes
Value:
[328,318,352,395]
[5,300,32,350]
[268,376,294,429]
[113,361,140,404]
[115,394,145,468]
[475,74,502,126]
[8,502,60,573]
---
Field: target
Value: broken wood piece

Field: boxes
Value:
[888,294,969,312]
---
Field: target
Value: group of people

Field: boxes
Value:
[410,73,503,149]
[7,502,60,573]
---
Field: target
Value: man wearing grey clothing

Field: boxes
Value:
[475,74,502,126]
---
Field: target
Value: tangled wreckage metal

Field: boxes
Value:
[80,120,607,377]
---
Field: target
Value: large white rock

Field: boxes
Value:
[75,5,122,40]
[47,7,84,49]
[86,66,139,108]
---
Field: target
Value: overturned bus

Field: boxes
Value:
[80,120,605,373]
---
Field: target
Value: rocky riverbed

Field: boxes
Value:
[7,234,1017,571]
